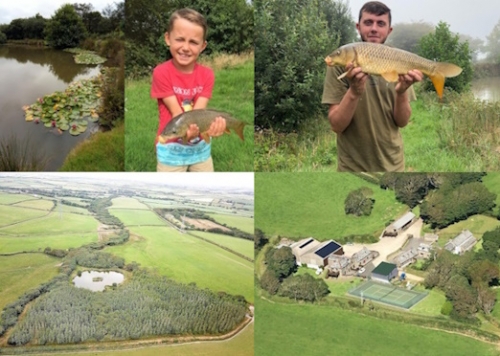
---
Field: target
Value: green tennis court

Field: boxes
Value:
[348,280,428,309]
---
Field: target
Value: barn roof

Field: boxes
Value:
[315,240,342,258]
[371,262,397,276]
[393,212,416,230]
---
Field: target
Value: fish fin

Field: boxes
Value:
[234,122,246,141]
[380,70,399,82]
[224,128,231,135]
[337,72,348,80]
[429,72,445,99]
[182,136,189,144]
[435,62,462,78]
[157,135,166,144]
[201,132,211,143]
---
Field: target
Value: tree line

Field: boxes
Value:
[7,269,247,345]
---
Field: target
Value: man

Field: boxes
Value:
[322,1,423,172]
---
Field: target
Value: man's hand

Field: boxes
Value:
[206,117,226,137]
[395,70,423,95]
[345,63,369,97]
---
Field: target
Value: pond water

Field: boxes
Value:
[0,45,101,170]
[73,271,124,292]
[471,77,500,102]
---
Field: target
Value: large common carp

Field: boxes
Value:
[158,109,246,144]
[325,42,463,98]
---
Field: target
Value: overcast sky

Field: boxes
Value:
[1,1,112,25]
[347,0,499,41]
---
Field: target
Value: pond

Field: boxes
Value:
[73,271,124,292]
[471,77,500,102]
[0,45,101,170]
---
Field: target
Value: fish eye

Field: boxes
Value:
[172,129,176,134]
[336,50,341,55]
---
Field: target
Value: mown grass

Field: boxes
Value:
[125,56,254,172]
[255,172,407,240]
[108,208,166,226]
[0,205,49,227]
[255,298,498,356]
[59,123,124,172]
[11,199,54,210]
[207,213,254,234]
[0,193,36,205]
[54,323,254,356]
[190,231,254,260]
[111,197,150,209]
[255,89,500,172]
[0,254,59,311]
[107,226,254,303]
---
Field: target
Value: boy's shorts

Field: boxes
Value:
[157,156,214,172]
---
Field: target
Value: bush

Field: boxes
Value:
[98,67,124,128]
[344,187,375,216]
[441,300,453,315]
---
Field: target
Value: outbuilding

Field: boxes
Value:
[370,262,398,283]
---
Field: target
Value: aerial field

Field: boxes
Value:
[482,173,500,215]
[111,197,150,209]
[255,299,497,356]
[255,173,407,240]
[109,208,166,226]
[435,215,500,247]
[0,205,49,227]
[190,231,254,260]
[107,225,254,303]
[0,253,59,311]
[208,213,254,234]
[0,193,37,205]
[12,199,54,210]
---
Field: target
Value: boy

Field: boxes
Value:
[151,8,226,172]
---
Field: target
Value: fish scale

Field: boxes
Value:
[325,42,463,98]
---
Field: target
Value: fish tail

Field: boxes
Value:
[435,62,462,78]
[233,121,246,141]
[429,72,445,99]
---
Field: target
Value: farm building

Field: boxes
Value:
[383,212,416,237]
[328,255,351,276]
[350,247,377,269]
[395,248,417,268]
[444,230,477,255]
[291,238,344,269]
[417,243,432,259]
[371,262,398,283]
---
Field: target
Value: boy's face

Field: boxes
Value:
[165,18,207,73]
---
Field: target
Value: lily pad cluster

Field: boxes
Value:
[64,48,106,65]
[23,75,102,136]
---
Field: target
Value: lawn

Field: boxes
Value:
[107,225,254,303]
[255,172,407,240]
[0,253,59,311]
[255,298,498,356]
[208,213,254,234]
[189,231,254,260]
[125,57,254,172]
[108,208,166,226]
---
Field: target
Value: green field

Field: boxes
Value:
[435,215,500,247]
[0,205,49,227]
[208,213,254,234]
[0,254,59,311]
[109,208,166,226]
[11,199,54,210]
[107,226,254,303]
[483,173,500,215]
[255,298,497,355]
[0,193,36,205]
[111,197,150,209]
[190,231,254,260]
[255,173,407,240]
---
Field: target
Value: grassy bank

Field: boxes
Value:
[125,54,254,172]
[255,89,500,172]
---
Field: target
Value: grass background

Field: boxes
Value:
[208,213,254,235]
[254,298,498,356]
[255,172,407,240]
[125,56,254,172]
[190,231,254,260]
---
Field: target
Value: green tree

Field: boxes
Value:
[344,187,374,216]
[254,228,269,250]
[485,19,500,64]
[0,31,6,44]
[255,0,355,131]
[418,22,473,94]
[45,4,88,49]
[266,246,296,279]
[260,269,280,295]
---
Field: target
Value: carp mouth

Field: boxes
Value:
[325,56,334,66]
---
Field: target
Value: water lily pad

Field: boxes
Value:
[58,123,70,131]
[44,121,52,128]
[74,52,106,65]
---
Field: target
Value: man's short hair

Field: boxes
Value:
[359,1,392,26]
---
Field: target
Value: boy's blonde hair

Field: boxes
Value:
[168,8,208,41]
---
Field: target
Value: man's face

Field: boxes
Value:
[356,11,392,44]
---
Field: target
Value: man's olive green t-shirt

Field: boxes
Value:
[322,65,416,172]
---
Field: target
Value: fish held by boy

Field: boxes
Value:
[158,109,246,144]
[325,42,462,99]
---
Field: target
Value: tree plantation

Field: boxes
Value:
[7,269,247,346]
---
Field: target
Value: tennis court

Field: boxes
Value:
[348,280,428,309]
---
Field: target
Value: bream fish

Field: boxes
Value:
[158,109,246,144]
[325,42,463,98]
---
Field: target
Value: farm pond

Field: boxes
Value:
[0,45,101,170]
[73,271,124,292]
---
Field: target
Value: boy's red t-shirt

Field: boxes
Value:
[151,60,214,139]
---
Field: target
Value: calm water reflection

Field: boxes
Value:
[0,46,101,170]
[471,77,500,102]
[73,271,124,292]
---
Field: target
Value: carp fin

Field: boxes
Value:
[380,70,399,82]
[429,72,445,99]
[234,122,245,141]
[181,136,189,144]
[435,62,463,78]
[337,72,348,80]
[201,132,211,143]
[224,128,231,135]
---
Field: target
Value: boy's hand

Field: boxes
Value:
[186,124,200,141]
[206,117,227,137]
